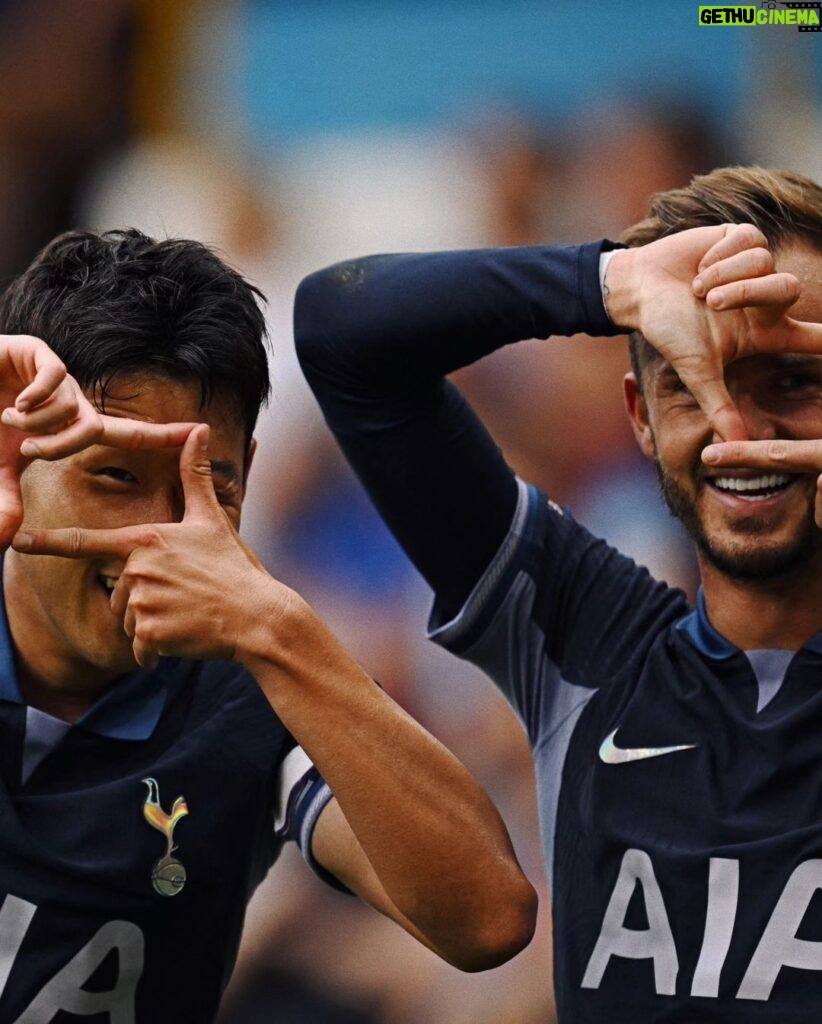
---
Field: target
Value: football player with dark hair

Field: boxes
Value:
[295,166,822,1021]
[0,228,537,1021]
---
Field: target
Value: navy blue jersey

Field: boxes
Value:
[295,241,822,1021]
[432,480,822,1021]
[0,591,332,1022]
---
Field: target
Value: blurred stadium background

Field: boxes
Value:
[2,1,819,1020]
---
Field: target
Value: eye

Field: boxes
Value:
[95,467,138,485]
[664,373,695,401]
[776,373,818,391]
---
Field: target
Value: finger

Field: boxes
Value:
[0,463,23,550]
[122,602,136,640]
[816,476,822,530]
[679,369,748,442]
[97,417,197,450]
[1,386,81,434]
[13,345,68,412]
[703,273,800,313]
[19,417,197,461]
[132,634,160,671]
[110,575,130,623]
[696,223,768,274]
[693,247,774,298]
[751,317,822,358]
[179,424,220,520]
[702,438,822,473]
[12,523,161,560]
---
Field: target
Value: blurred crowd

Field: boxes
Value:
[0,2,820,1022]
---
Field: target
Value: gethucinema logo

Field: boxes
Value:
[699,3,822,29]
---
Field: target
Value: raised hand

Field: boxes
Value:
[0,334,196,548]
[12,424,276,669]
[606,224,822,441]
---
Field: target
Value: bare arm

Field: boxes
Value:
[257,604,537,971]
[14,426,537,971]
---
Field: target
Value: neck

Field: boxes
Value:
[15,675,99,724]
[699,555,822,650]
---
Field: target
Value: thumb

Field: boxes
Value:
[0,463,23,550]
[180,424,219,520]
[675,352,748,442]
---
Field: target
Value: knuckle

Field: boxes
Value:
[66,527,85,556]
[767,441,788,461]
[121,563,139,585]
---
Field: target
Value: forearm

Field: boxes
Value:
[239,586,537,969]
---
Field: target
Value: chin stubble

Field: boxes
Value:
[654,457,822,582]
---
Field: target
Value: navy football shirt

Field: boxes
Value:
[429,480,822,1020]
[0,584,333,1022]
[295,238,822,1021]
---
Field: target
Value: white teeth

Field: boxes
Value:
[101,576,119,592]
[712,474,792,494]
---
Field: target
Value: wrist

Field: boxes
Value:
[233,578,309,673]
[601,248,641,332]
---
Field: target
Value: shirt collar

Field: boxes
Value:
[677,587,822,660]
[0,565,179,741]
[676,589,738,660]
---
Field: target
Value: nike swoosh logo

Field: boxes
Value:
[599,729,697,765]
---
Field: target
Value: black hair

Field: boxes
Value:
[0,229,270,442]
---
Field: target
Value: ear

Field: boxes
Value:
[242,437,258,499]
[624,372,656,461]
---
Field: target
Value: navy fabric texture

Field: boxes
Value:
[296,240,822,1021]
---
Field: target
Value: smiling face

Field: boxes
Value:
[626,242,822,582]
[3,374,251,703]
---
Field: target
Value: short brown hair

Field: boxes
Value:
[620,166,822,383]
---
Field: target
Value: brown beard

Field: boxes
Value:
[654,459,822,581]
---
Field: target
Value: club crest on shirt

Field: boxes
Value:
[142,777,189,896]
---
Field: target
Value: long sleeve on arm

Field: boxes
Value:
[294,240,621,617]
